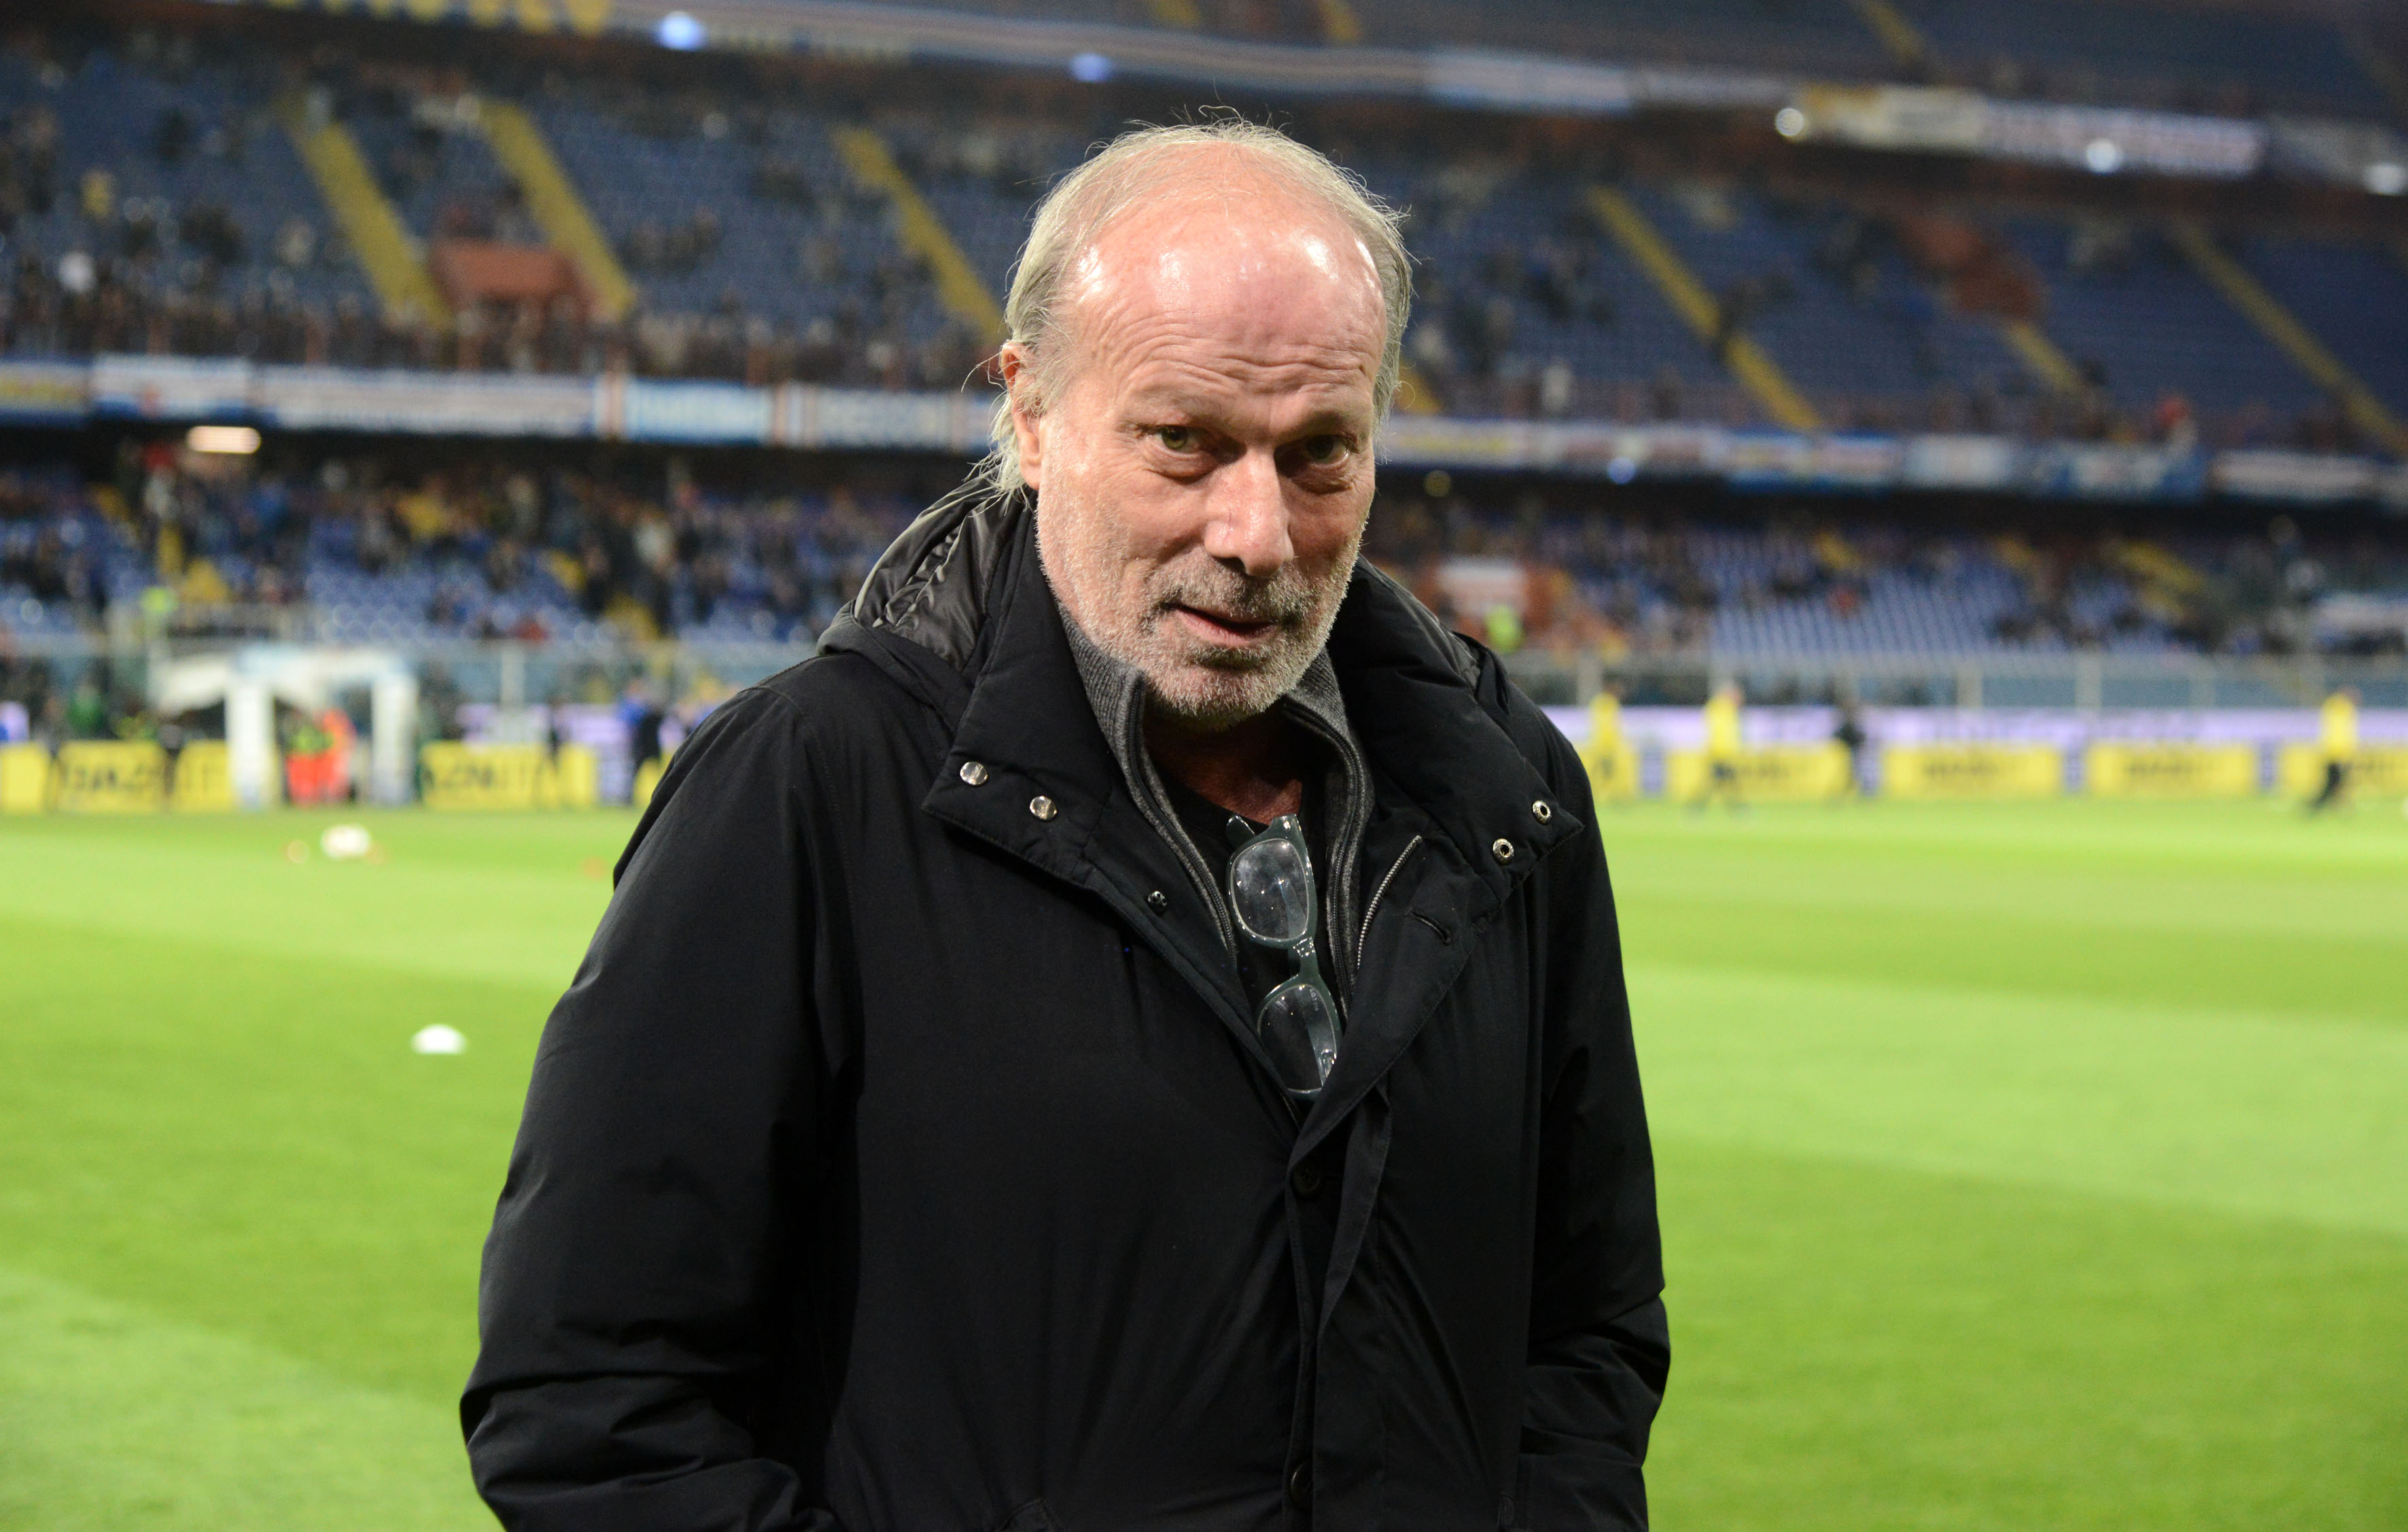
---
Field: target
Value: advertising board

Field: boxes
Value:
[421,744,601,809]
[1881,744,2064,799]
[0,743,50,813]
[1664,744,1851,802]
[2275,744,2408,799]
[52,742,167,812]
[170,742,239,812]
[2084,742,2260,797]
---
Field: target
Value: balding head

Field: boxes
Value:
[991,124,1403,732]
[991,121,1412,492]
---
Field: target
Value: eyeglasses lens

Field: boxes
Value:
[1231,838,1312,944]
[1259,978,1339,1092]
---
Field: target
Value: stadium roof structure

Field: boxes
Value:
[185,0,2408,194]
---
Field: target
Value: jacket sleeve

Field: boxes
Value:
[462,690,837,1532]
[1508,684,1671,1531]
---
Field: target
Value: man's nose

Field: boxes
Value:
[1200,450,1293,578]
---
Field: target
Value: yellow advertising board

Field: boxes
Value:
[2275,744,2408,799]
[1,743,51,814]
[1580,742,1641,803]
[2084,742,2259,799]
[549,744,599,808]
[1664,744,1851,802]
[52,741,167,812]
[169,740,239,812]
[632,755,666,810]
[421,743,600,809]
[1881,744,2063,800]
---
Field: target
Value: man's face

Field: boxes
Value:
[1008,174,1386,732]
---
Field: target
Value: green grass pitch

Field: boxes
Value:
[1,799,2403,1529]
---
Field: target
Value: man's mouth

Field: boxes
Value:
[1170,604,1280,645]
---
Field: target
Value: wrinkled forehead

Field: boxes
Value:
[1055,181,1387,387]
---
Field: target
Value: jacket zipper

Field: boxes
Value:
[1285,703,1372,994]
[1355,835,1423,977]
[1125,695,1238,957]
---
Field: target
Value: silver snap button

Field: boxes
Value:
[1491,837,1514,863]
[958,760,988,786]
[1146,889,1169,913]
[1531,800,1553,823]
[1029,795,1058,821]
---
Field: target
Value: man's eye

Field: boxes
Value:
[1155,427,1196,452]
[1299,435,1348,464]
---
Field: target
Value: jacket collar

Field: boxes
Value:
[1058,591,1378,988]
[898,508,1287,1090]
[820,481,1586,1135]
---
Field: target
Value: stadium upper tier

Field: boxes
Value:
[5,452,2404,661]
[823,0,2394,118]
[3,20,2403,459]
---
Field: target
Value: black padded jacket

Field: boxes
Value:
[462,487,1668,1531]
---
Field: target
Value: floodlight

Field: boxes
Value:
[1774,107,1807,139]
[656,12,705,50]
[2083,138,2124,174]
[1070,52,1113,83]
[186,425,261,455]
[2365,162,2407,197]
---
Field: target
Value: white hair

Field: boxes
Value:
[984,120,1412,493]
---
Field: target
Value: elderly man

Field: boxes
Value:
[465,122,1666,1530]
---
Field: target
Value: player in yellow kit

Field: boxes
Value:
[1580,686,1633,805]
[1696,680,1745,811]
[2308,686,2358,814]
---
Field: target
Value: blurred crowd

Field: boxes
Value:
[1367,485,2408,661]
[7,440,2405,675]
[0,18,2390,456]
[0,445,916,649]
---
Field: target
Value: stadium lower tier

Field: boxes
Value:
[10,431,2406,663]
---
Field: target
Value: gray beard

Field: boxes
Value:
[1039,515,1360,733]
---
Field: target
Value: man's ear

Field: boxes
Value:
[998,341,1045,494]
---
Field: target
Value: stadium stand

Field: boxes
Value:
[7,440,2405,680]
[1367,0,1894,80]
[1896,0,2391,116]
[3,0,2407,750]
[5,9,2401,453]
[2002,218,2329,440]
[840,0,2399,118]
[0,33,383,364]
[2235,235,2408,422]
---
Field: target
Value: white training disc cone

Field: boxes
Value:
[322,824,374,860]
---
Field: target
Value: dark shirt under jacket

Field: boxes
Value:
[462,485,1668,1531]
[1160,769,1331,1014]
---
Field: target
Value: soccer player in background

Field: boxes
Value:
[1583,682,1630,805]
[2308,685,2358,814]
[1833,701,1870,799]
[1696,679,1745,811]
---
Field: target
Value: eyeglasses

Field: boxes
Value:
[1227,814,1342,1098]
